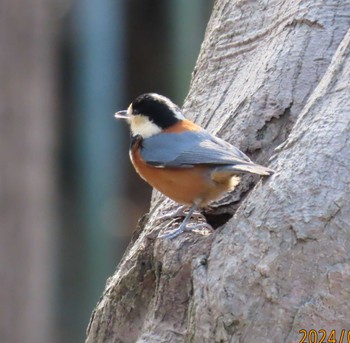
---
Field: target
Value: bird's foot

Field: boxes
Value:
[156,206,204,223]
[159,222,213,239]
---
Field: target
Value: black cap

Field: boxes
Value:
[131,93,182,129]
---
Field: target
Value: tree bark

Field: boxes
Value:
[86,1,350,342]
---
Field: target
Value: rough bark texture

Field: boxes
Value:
[0,1,57,343]
[86,1,350,342]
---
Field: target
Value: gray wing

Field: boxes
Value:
[141,130,273,175]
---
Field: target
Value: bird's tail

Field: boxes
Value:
[231,163,274,176]
[215,163,274,176]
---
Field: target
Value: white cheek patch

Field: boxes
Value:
[130,115,162,138]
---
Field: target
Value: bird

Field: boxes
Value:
[115,93,273,238]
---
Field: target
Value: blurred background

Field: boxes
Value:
[0,1,212,342]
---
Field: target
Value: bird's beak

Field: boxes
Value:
[114,110,129,120]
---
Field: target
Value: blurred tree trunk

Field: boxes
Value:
[86,1,350,342]
[0,1,57,343]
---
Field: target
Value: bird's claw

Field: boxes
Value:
[159,222,213,239]
[156,206,204,223]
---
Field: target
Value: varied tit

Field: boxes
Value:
[115,93,273,238]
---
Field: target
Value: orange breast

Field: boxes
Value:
[163,119,203,133]
[130,136,234,206]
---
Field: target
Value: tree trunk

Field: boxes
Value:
[86,1,350,342]
[0,1,57,343]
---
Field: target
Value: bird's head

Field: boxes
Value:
[115,93,185,138]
